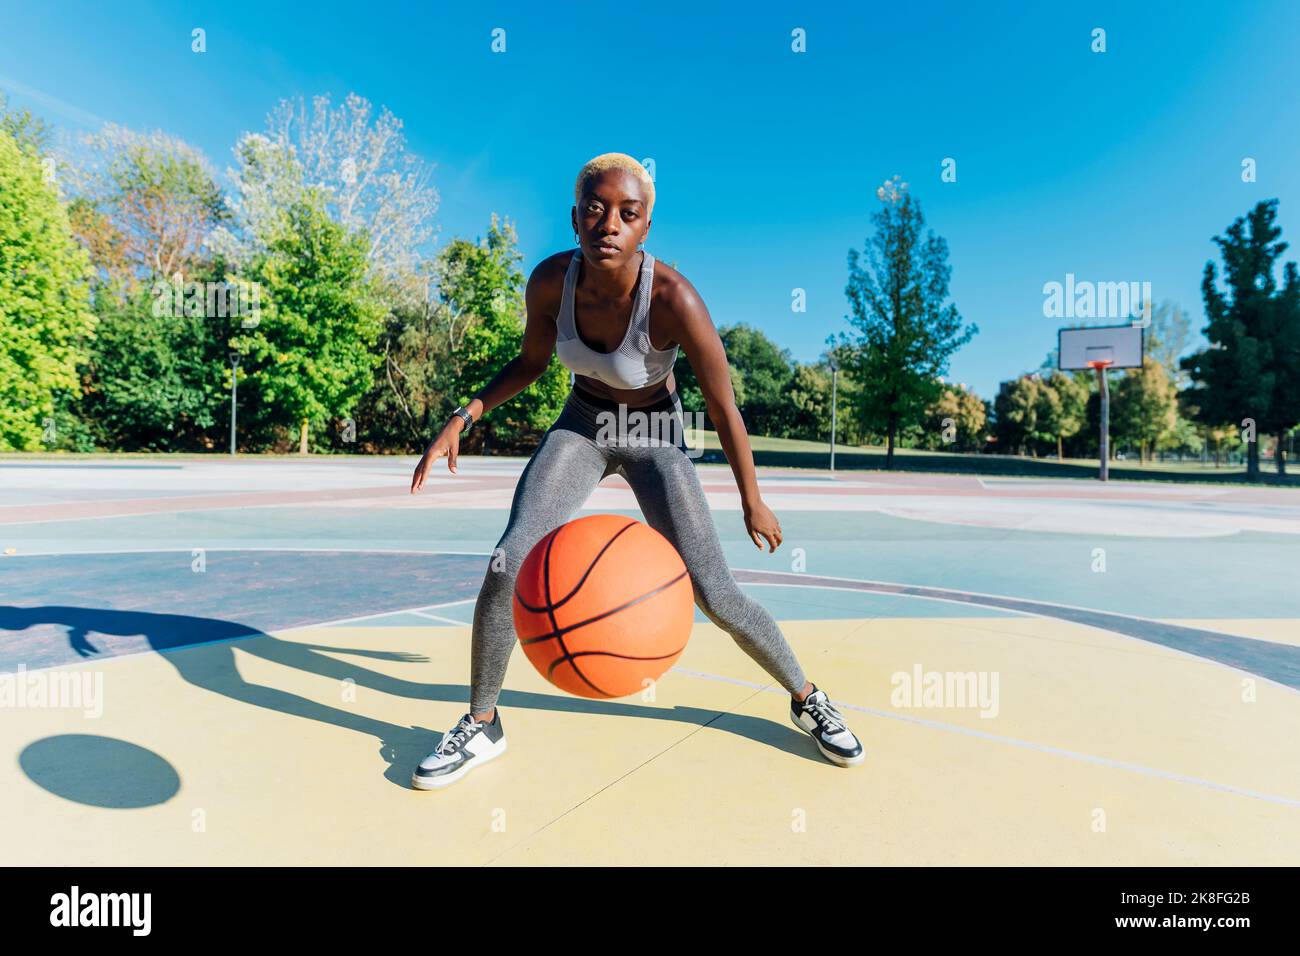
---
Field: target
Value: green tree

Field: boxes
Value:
[0,91,52,156]
[1183,200,1297,480]
[1038,371,1089,459]
[403,215,570,453]
[715,323,795,436]
[364,217,572,455]
[1111,359,1178,464]
[838,178,977,467]
[920,382,986,451]
[241,196,386,452]
[993,375,1045,456]
[0,128,96,450]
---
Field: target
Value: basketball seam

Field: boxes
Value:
[519,569,691,646]
[513,519,641,614]
[545,646,688,680]
[542,527,612,698]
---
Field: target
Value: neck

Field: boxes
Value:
[581,248,644,300]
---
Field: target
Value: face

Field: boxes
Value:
[572,169,651,266]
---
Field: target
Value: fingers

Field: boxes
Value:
[448,443,458,474]
[749,528,763,549]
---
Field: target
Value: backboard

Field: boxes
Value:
[1058,324,1144,371]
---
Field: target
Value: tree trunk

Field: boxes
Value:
[1247,437,1259,481]
[1057,435,1063,460]
[1279,431,1287,476]
[885,417,896,470]
[299,420,309,455]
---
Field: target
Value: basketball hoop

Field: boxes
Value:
[1084,346,1115,369]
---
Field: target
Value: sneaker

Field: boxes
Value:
[411,709,508,790]
[790,686,864,766]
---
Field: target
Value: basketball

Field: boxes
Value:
[512,514,695,698]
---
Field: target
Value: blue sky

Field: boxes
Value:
[2,0,1297,400]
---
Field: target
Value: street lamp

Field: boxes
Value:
[828,356,839,472]
[229,352,241,456]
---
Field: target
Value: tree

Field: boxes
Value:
[838,177,977,467]
[1038,371,1089,459]
[1268,261,1300,474]
[77,278,226,450]
[241,195,387,452]
[714,324,796,435]
[446,218,570,452]
[0,128,96,450]
[993,375,1047,456]
[1183,200,1297,480]
[1144,300,1193,388]
[359,215,567,452]
[67,125,225,285]
[1111,359,1178,464]
[0,91,52,156]
[786,362,831,442]
[920,382,986,452]
[215,93,439,285]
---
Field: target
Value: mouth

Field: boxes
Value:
[593,242,621,255]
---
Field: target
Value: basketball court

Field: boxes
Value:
[1,456,1298,865]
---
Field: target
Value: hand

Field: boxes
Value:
[743,499,783,552]
[410,418,464,492]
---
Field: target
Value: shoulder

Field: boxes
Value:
[652,257,712,341]
[526,249,579,319]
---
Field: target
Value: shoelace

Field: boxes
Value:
[439,717,483,754]
[806,696,845,734]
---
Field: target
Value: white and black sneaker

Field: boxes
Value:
[790,686,864,766]
[411,709,507,790]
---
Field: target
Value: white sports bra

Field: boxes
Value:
[554,249,679,389]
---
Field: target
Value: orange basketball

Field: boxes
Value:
[513,514,695,699]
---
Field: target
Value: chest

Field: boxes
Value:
[571,283,675,353]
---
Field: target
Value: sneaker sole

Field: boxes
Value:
[789,711,864,767]
[411,739,508,790]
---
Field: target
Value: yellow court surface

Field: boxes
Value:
[4,613,1297,866]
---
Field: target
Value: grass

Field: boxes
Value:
[686,430,1300,487]
[4,436,1296,488]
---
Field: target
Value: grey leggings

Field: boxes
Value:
[468,385,808,714]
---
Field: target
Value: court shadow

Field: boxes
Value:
[1,605,831,801]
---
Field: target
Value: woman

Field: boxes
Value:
[408,153,863,788]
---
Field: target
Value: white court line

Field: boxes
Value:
[408,610,472,626]
[667,667,1300,809]
[734,575,1300,699]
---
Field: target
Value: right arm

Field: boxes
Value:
[410,263,559,491]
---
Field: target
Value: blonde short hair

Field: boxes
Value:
[574,153,654,219]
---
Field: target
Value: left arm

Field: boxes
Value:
[666,280,783,553]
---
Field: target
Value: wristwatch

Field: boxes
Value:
[451,405,475,432]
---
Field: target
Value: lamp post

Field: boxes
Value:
[828,356,839,472]
[229,352,241,456]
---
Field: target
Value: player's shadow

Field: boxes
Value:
[0,605,826,796]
